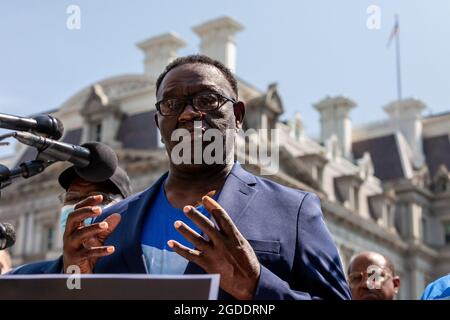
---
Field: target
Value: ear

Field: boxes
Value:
[233,101,245,129]
[154,113,165,145]
[154,113,160,129]
[393,276,400,294]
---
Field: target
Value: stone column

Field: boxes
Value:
[314,96,356,160]
[193,16,243,73]
[137,33,186,79]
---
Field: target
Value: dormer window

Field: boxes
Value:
[351,186,360,212]
[80,84,122,148]
[335,174,363,213]
[244,83,284,131]
[368,189,396,230]
[430,165,450,193]
[91,121,102,142]
[297,153,328,189]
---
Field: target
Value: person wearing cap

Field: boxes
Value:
[57,165,132,233]
[3,165,131,275]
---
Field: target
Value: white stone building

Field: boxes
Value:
[0,16,449,299]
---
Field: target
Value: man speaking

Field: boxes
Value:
[11,55,350,300]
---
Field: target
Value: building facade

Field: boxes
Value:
[0,16,449,299]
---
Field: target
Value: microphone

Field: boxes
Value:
[0,113,64,140]
[12,131,118,182]
[0,223,16,250]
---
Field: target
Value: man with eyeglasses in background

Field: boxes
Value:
[347,251,400,300]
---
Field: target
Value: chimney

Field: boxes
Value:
[192,16,243,73]
[289,112,304,141]
[384,98,426,168]
[137,32,186,79]
[314,96,356,159]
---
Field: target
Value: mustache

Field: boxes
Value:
[176,116,223,132]
[175,111,236,135]
[177,124,206,133]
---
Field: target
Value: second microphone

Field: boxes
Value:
[13,131,118,182]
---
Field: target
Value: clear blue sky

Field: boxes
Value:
[1,0,449,157]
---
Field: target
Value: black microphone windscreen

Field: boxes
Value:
[75,142,118,182]
[33,114,64,140]
[54,117,64,140]
[0,223,16,250]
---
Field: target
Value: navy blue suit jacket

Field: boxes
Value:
[9,163,351,300]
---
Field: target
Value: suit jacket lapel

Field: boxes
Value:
[184,163,258,276]
[116,173,168,273]
[216,163,258,226]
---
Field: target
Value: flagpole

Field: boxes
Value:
[395,14,402,101]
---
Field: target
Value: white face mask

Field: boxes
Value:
[59,199,121,234]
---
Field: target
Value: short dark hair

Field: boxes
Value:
[155,54,238,98]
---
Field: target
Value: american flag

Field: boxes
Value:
[387,16,399,48]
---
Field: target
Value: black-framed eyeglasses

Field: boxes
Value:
[347,267,392,288]
[57,191,121,205]
[155,92,236,116]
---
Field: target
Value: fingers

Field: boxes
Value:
[81,236,102,249]
[65,213,121,253]
[168,240,202,265]
[96,213,121,242]
[62,195,120,273]
[182,206,220,242]
[69,221,109,247]
[65,205,103,236]
[202,196,240,237]
[74,194,104,210]
[65,194,104,236]
[174,220,210,251]
[77,246,115,261]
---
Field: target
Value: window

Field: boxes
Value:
[386,203,392,228]
[89,121,102,142]
[311,165,324,188]
[444,222,450,245]
[349,186,360,212]
[42,226,55,252]
[421,217,428,243]
[94,122,102,142]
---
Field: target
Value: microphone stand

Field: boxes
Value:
[0,132,57,198]
[0,159,56,194]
